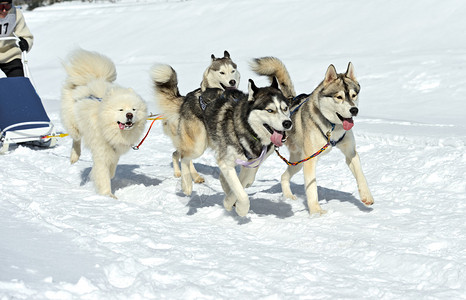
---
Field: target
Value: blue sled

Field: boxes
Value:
[0,77,56,153]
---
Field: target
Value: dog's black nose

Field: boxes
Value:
[229,80,236,86]
[283,120,292,129]
[350,107,358,116]
[126,112,133,119]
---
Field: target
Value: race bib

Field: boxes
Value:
[0,11,16,37]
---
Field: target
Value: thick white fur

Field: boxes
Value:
[61,49,148,197]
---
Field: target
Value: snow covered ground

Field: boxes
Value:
[1,0,465,298]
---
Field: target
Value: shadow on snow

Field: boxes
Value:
[80,164,162,193]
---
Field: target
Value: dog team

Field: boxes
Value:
[61,48,374,217]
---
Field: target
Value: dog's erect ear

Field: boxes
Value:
[324,64,338,86]
[248,79,258,101]
[271,76,280,90]
[211,54,216,61]
[345,62,356,81]
[223,50,230,59]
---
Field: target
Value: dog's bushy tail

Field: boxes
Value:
[250,57,296,99]
[150,64,183,118]
[63,49,117,87]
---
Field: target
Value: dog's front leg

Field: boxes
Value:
[281,150,304,200]
[239,147,274,188]
[70,139,81,164]
[91,159,115,198]
[109,159,118,179]
[303,158,325,215]
[340,144,374,206]
[220,166,250,217]
[238,166,259,189]
[223,166,259,212]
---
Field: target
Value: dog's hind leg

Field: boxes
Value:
[281,150,304,200]
[173,152,203,183]
[190,161,205,183]
[339,142,374,206]
[180,157,193,196]
[172,150,181,178]
[70,139,81,164]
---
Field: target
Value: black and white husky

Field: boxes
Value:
[200,78,292,216]
[151,51,240,194]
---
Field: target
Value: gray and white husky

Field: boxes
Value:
[151,51,240,191]
[200,78,292,216]
[251,57,374,215]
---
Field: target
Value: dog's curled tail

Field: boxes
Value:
[250,57,296,99]
[150,64,183,117]
[63,49,117,87]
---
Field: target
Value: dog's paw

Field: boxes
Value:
[309,202,326,215]
[181,177,193,196]
[235,200,250,217]
[309,208,327,216]
[173,171,181,178]
[283,191,297,200]
[223,195,236,211]
[70,153,79,164]
[361,196,374,206]
[182,188,192,196]
[194,175,205,184]
[109,193,118,199]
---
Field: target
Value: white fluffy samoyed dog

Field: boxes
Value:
[61,49,148,197]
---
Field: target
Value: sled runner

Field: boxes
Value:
[0,36,56,154]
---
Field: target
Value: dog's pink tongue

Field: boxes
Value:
[343,118,354,131]
[271,131,284,147]
[118,122,125,130]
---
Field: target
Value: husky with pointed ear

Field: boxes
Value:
[151,51,240,195]
[251,57,374,215]
[61,49,148,198]
[199,78,292,216]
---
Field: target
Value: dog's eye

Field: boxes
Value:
[351,93,358,98]
[133,108,136,111]
[267,109,274,113]
[220,72,225,75]
[336,95,344,100]
[231,70,235,73]
[119,109,124,111]
[283,107,288,112]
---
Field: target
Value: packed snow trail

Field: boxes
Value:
[1,114,465,298]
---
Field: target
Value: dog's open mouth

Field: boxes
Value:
[264,124,287,147]
[336,113,354,131]
[117,121,134,130]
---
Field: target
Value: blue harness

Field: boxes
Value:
[88,95,103,102]
[199,95,207,111]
